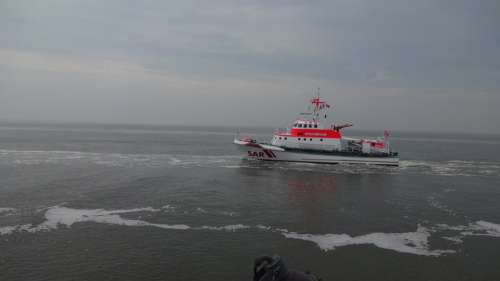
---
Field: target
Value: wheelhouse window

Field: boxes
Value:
[298,124,302,128]
[314,124,318,128]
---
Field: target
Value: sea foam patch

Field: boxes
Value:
[0,149,239,168]
[0,208,15,215]
[476,221,500,236]
[399,160,500,177]
[434,220,500,240]
[1,206,500,257]
[283,226,454,256]
[0,206,250,235]
[281,221,500,256]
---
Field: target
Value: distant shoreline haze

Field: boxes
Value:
[1,120,499,139]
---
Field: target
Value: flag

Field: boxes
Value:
[384,130,390,138]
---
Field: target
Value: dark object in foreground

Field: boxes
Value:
[253,255,321,281]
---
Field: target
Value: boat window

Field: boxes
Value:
[310,138,313,141]
[298,124,302,128]
[284,137,287,140]
[314,124,318,128]
[279,137,282,140]
[298,138,301,141]
[320,139,323,141]
[308,124,312,128]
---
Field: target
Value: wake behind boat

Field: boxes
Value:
[234,92,399,166]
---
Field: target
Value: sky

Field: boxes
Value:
[1,0,499,133]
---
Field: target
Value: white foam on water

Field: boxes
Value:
[220,211,237,217]
[436,221,500,237]
[0,225,21,235]
[172,206,238,217]
[168,156,182,165]
[0,149,240,168]
[171,155,240,167]
[442,236,463,244]
[256,225,272,231]
[2,205,500,257]
[0,207,15,214]
[199,224,250,231]
[42,206,191,230]
[434,223,468,231]
[0,224,37,235]
[196,207,208,213]
[103,207,162,214]
[161,205,176,212]
[426,196,458,217]
[473,221,500,237]
[221,165,252,169]
[476,220,500,231]
[399,160,500,177]
[282,226,454,256]
[0,207,189,234]
[432,220,500,242]
[0,206,255,235]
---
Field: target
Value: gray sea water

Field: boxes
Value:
[1,123,500,281]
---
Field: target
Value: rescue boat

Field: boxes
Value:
[234,92,399,166]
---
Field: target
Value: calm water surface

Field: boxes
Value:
[1,123,500,281]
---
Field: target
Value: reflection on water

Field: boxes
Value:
[287,175,337,202]
[235,160,396,233]
[287,175,338,228]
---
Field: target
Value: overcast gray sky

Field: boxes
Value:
[1,0,499,133]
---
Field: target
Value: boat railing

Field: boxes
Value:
[234,131,268,143]
[273,127,288,134]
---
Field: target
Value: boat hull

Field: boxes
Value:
[234,139,399,166]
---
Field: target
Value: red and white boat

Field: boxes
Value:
[234,93,399,166]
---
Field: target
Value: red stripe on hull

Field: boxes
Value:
[276,128,341,139]
[263,149,274,158]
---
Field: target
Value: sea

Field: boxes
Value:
[1,122,500,281]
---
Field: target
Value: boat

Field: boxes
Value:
[233,92,399,166]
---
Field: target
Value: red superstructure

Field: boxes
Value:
[288,127,341,139]
[270,93,354,151]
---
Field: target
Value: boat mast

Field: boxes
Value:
[310,88,329,123]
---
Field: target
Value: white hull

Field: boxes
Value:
[234,139,399,166]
